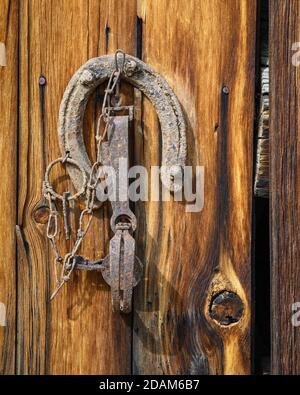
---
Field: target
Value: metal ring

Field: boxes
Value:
[110,211,137,233]
[44,157,87,201]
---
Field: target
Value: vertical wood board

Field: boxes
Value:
[17,0,136,374]
[270,0,300,375]
[133,0,256,374]
[0,0,18,375]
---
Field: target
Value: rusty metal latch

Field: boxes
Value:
[100,114,139,313]
[42,50,186,313]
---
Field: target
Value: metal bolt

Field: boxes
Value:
[209,290,244,326]
[124,60,138,77]
[222,86,229,95]
[80,70,94,85]
[38,75,47,86]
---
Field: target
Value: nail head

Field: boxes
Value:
[39,75,47,86]
[222,86,229,95]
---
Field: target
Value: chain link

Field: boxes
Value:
[43,50,126,300]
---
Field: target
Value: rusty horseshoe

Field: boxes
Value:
[58,54,186,201]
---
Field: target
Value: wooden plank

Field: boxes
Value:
[133,0,256,374]
[17,0,135,374]
[0,0,18,374]
[270,0,300,375]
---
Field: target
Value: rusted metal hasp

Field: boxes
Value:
[99,115,140,313]
[100,115,137,232]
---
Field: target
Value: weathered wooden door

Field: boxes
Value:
[0,0,257,374]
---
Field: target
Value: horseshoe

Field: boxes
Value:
[58,54,186,204]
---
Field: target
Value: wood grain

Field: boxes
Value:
[0,0,18,374]
[133,0,256,374]
[17,0,135,374]
[0,0,258,375]
[270,0,300,375]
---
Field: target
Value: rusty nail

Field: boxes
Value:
[209,290,244,326]
[222,86,229,95]
[124,59,138,77]
[80,70,94,85]
[39,75,47,86]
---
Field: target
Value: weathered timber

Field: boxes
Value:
[0,0,257,375]
[270,0,300,375]
[133,0,256,374]
[0,0,18,374]
[17,0,136,374]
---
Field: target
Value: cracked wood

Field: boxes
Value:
[133,0,256,374]
[17,0,136,374]
[0,0,18,375]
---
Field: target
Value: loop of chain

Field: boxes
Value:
[45,50,125,300]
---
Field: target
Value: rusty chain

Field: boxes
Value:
[43,50,126,300]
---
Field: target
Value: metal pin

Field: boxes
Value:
[62,192,71,240]
[50,280,65,300]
